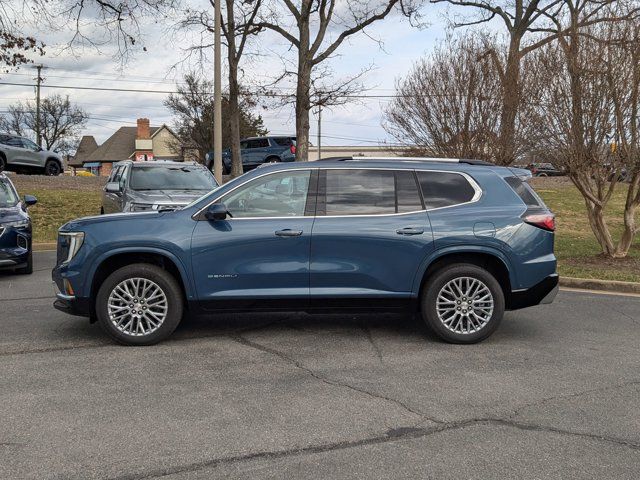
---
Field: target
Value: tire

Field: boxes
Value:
[536,172,548,177]
[100,207,104,215]
[95,263,184,346]
[44,160,62,176]
[264,156,280,164]
[15,249,33,275]
[421,264,505,344]
[0,154,6,173]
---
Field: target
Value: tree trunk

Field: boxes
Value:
[584,199,616,257]
[496,35,521,166]
[615,173,640,257]
[227,57,243,178]
[225,0,243,178]
[294,16,311,162]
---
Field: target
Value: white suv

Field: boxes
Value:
[0,134,63,176]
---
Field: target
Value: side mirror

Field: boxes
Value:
[23,194,37,207]
[105,182,121,193]
[205,203,230,221]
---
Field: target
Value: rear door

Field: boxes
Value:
[244,138,270,168]
[310,168,434,307]
[3,137,30,166]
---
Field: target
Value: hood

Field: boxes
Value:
[60,210,160,231]
[129,189,208,205]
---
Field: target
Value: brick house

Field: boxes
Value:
[70,118,196,176]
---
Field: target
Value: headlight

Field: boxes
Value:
[129,203,154,212]
[59,232,84,264]
[4,219,30,229]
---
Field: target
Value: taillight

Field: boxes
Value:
[524,213,555,232]
[290,144,296,154]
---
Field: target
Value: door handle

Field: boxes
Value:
[396,227,424,236]
[275,229,303,237]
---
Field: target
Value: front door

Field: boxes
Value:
[191,169,316,310]
[310,168,434,307]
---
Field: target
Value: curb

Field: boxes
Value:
[559,276,640,295]
[33,243,56,251]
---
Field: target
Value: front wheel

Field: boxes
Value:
[95,264,184,345]
[421,264,505,344]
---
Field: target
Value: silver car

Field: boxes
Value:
[0,134,64,176]
[101,160,219,214]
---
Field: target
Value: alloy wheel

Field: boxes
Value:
[436,276,494,334]
[107,277,168,336]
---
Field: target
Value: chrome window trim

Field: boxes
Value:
[193,166,482,220]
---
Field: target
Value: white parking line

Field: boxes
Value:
[560,287,640,298]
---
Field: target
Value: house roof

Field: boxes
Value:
[85,126,163,163]
[70,135,99,167]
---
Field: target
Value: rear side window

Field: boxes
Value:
[321,169,423,216]
[247,139,269,149]
[416,171,476,209]
[272,137,294,146]
[504,177,544,208]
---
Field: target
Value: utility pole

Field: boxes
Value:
[33,65,45,148]
[213,0,223,183]
[317,105,322,161]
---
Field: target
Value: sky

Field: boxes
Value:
[0,1,455,148]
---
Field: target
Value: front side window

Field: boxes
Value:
[220,170,312,218]
[129,166,218,191]
[416,171,477,209]
[0,180,19,207]
[21,138,40,151]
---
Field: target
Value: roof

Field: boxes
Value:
[70,135,99,167]
[85,126,160,163]
[115,160,201,168]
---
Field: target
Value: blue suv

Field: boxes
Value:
[52,158,558,345]
[206,136,296,174]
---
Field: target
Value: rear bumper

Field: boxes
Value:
[507,274,559,310]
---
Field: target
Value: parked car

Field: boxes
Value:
[527,162,565,177]
[0,134,63,176]
[0,173,37,274]
[206,136,296,174]
[101,161,219,214]
[53,157,558,346]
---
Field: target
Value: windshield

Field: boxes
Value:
[129,166,218,191]
[0,179,19,207]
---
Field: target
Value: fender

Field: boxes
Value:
[87,246,196,300]
[411,244,517,297]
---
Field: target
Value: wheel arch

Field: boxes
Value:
[413,247,515,303]
[88,248,194,309]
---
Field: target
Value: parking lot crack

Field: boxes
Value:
[228,333,441,424]
[507,379,640,420]
[107,417,640,479]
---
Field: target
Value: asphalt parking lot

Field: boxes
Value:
[1,252,640,479]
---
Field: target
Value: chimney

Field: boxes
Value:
[137,118,150,139]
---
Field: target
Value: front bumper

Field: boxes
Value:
[507,274,559,310]
[52,284,92,318]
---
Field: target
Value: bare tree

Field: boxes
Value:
[431,0,624,165]
[532,6,640,257]
[176,0,263,177]
[384,34,504,160]
[164,73,267,168]
[256,0,423,161]
[0,94,88,151]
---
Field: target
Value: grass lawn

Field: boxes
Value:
[11,174,640,282]
[532,178,640,282]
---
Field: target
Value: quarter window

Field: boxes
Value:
[220,170,312,218]
[416,171,477,209]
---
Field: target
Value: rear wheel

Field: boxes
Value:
[421,264,505,344]
[96,264,184,345]
[44,160,61,176]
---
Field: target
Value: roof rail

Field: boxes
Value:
[316,156,493,166]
